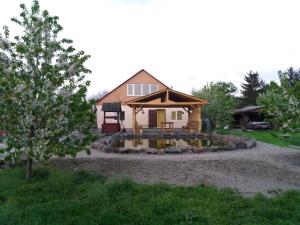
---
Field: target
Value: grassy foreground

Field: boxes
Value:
[217,129,300,148]
[0,167,300,225]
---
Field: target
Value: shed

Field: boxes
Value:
[233,106,264,129]
[101,102,122,133]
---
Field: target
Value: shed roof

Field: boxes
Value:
[102,102,122,112]
[234,106,264,114]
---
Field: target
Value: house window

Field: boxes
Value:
[127,84,133,96]
[127,84,159,96]
[171,111,184,120]
[135,84,142,96]
[142,84,149,95]
[150,84,158,93]
[171,111,176,120]
[177,111,184,120]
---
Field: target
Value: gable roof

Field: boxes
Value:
[96,69,169,104]
[126,88,208,108]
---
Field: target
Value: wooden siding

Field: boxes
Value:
[97,70,168,105]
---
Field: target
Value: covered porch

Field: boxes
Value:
[126,88,208,134]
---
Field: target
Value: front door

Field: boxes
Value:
[156,109,166,127]
[149,110,157,128]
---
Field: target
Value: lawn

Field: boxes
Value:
[0,167,300,225]
[217,129,300,148]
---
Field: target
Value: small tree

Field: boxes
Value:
[0,1,95,180]
[192,82,237,129]
[240,71,265,107]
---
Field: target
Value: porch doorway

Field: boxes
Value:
[148,110,157,128]
[156,109,166,127]
[148,109,166,128]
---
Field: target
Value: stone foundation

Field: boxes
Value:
[90,132,257,154]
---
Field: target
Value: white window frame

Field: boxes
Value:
[127,84,134,96]
[150,84,159,93]
[127,84,159,96]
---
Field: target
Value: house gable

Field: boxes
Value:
[97,69,168,105]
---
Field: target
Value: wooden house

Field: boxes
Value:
[96,69,207,133]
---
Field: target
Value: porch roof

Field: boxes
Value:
[126,88,208,108]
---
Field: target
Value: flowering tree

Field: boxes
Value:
[0,1,95,180]
[192,82,237,129]
[258,82,300,138]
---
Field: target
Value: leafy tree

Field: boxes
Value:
[240,71,265,106]
[0,1,95,180]
[258,77,300,138]
[192,82,237,129]
[278,67,300,100]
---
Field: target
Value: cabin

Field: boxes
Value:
[233,106,270,129]
[96,69,207,133]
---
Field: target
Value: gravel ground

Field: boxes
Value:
[51,141,300,196]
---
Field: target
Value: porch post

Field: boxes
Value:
[132,106,136,134]
[198,105,201,132]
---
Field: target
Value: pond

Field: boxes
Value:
[112,137,230,150]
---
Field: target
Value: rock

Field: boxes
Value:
[234,141,247,149]
[144,148,158,154]
[91,141,102,149]
[181,146,192,153]
[103,146,116,153]
[228,142,237,150]
[157,149,165,154]
[245,140,256,149]
[96,143,106,151]
[165,147,182,154]
[191,147,203,153]
[129,149,143,154]
[119,148,130,154]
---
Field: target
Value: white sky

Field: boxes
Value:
[1,0,300,97]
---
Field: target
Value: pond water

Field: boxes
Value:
[113,138,230,150]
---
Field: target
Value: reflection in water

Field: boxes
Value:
[114,138,228,150]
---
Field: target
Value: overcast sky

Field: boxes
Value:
[1,0,300,97]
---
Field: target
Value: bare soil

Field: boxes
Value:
[50,141,300,196]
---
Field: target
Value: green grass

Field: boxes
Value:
[217,129,300,148]
[0,167,300,225]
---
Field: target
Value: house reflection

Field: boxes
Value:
[115,138,217,150]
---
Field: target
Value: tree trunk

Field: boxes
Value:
[26,155,33,181]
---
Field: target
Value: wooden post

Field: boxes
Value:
[188,107,192,123]
[198,105,201,132]
[132,106,136,134]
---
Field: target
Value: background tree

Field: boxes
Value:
[0,1,95,180]
[278,67,300,100]
[192,82,237,129]
[258,76,300,138]
[88,89,109,101]
[240,71,265,107]
[278,67,300,88]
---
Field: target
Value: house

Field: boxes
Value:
[96,69,207,133]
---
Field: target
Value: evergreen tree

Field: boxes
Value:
[278,67,300,88]
[240,71,265,106]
